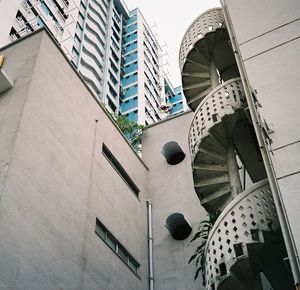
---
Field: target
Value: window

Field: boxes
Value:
[9,27,20,40]
[102,144,140,197]
[95,218,140,275]
[107,96,117,112]
[111,48,119,63]
[110,59,119,74]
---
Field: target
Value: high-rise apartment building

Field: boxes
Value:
[0,0,79,56]
[120,8,163,125]
[71,0,128,113]
[0,0,185,125]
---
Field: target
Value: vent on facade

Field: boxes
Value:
[165,213,192,240]
[161,141,185,165]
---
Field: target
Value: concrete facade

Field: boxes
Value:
[0,30,204,290]
[225,0,300,266]
[143,112,207,290]
[0,31,149,290]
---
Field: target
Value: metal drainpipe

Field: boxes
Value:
[146,200,154,290]
[220,1,300,287]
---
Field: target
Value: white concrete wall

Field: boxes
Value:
[225,0,300,257]
[0,30,148,290]
[142,112,207,290]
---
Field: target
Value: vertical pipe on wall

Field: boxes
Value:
[227,139,242,198]
[220,1,300,287]
[146,200,154,290]
[209,59,220,90]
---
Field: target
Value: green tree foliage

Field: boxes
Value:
[111,114,146,152]
[188,211,220,285]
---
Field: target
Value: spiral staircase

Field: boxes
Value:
[180,8,294,290]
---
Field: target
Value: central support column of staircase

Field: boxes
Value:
[227,138,242,199]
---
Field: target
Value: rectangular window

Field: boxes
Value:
[102,144,140,197]
[95,218,140,276]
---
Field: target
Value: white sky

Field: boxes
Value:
[123,0,221,86]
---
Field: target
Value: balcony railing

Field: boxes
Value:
[188,77,246,159]
[203,179,279,290]
[179,8,224,71]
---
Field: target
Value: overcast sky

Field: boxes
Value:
[123,0,220,86]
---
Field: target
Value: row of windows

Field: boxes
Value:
[126,110,138,122]
[84,33,105,59]
[123,41,137,55]
[16,10,34,32]
[82,45,104,72]
[169,93,183,104]
[107,95,117,112]
[112,28,120,43]
[124,31,137,43]
[109,71,118,85]
[145,84,159,109]
[111,37,120,51]
[113,9,121,23]
[81,74,101,95]
[143,25,158,52]
[89,2,107,29]
[124,23,137,35]
[87,12,106,39]
[80,57,102,84]
[110,58,119,74]
[91,0,107,20]
[144,60,159,87]
[111,48,119,63]
[121,96,138,112]
[124,51,137,64]
[122,84,138,98]
[41,0,63,31]
[171,102,184,113]
[144,72,159,97]
[143,39,158,63]
[123,61,138,75]
[108,83,117,98]
[95,218,140,276]
[85,23,106,47]
[113,18,121,33]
